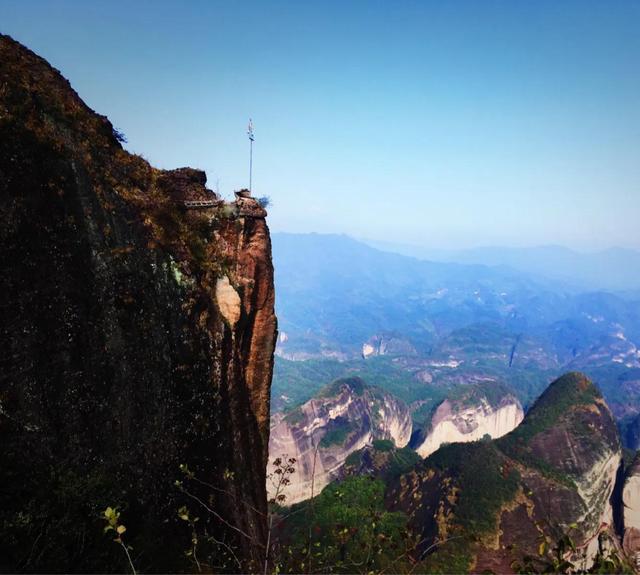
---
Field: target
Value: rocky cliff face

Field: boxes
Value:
[414,393,524,458]
[0,35,276,572]
[623,454,640,557]
[389,373,623,573]
[268,377,411,504]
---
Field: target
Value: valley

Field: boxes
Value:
[267,233,640,571]
[271,233,640,432]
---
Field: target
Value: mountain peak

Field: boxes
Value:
[498,372,619,482]
[0,33,121,152]
[391,373,622,572]
[508,372,602,438]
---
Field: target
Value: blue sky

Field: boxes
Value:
[2,0,639,250]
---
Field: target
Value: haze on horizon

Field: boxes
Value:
[2,0,639,251]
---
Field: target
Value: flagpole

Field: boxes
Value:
[248,118,254,193]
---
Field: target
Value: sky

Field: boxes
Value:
[2,0,639,250]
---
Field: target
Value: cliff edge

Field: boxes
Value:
[0,34,276,572]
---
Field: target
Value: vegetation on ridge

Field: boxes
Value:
[501,372,600,444]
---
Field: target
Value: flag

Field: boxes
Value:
[247,118,254,141]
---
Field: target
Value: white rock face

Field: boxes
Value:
[215,275,241,327]
[625,469,640,530]
[268,380,412,505]
[268,416,372,505]
[415,397,524,458]
[549,446,621,572]
[623,456,640,555]
[575,449,620,525]
[571,449,622,570]
[362,343,376,358]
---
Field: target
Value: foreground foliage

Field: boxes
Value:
[275,476,419,574]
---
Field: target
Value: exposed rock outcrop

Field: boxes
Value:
[414,393,524,458]
[623,454,640,556]
[0,35,276,572]
[389,373,622,573]
[268,377,412,504]
[362,333,417,359]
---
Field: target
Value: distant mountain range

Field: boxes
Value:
[272,232,568,355]
[271,232,640,433]
[363,239,640,293]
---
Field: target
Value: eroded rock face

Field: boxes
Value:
[0,35,276,572]
[362,333,416,359]
[624,454,640,555]
[389,373,622,573]
[216,274,242,327]
[268,377,412,504]
[488,374,622,572]
[415,395,524,458]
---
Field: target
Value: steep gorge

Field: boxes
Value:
[0,35,276,572]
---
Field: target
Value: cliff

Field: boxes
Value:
[414,385,524,458]
[0,35,276,572]
[268,377,412,504]
[623,453,640,557]
[388,373,623,573]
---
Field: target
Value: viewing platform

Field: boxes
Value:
[181,199,220,209]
